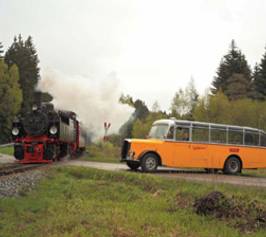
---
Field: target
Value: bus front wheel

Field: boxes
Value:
[223,156,241,175]
[141,153,159,172]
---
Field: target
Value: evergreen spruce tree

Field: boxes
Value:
[253,48,266,100]
[224,73,249,100]
[249,64,263,100]
[4,35,52,113]
[212,40,251,100]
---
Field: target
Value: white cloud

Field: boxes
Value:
[1,0,266,110]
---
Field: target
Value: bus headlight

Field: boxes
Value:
[12,127,19,136]
[49,126,58,135]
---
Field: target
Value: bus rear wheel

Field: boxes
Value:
[140,153,159,172]
[223,157,241,175]
[126,161,140,171]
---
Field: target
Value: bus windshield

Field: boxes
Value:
[148,124,169,139]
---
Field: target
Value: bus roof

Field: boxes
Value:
[153,119,265,134]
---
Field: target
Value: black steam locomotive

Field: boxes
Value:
[12,103,85,163]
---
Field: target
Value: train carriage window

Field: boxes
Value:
[244,130,259,146]
[192,125,209,142]
[210,126,227,144]
[228,128,243,145]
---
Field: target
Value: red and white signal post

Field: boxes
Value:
[103,122,111,141]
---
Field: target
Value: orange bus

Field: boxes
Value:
[121,119,266,174]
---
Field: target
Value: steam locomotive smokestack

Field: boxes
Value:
[33,91,42,108]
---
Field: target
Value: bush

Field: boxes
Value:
[108,134,123,146]
[86,141,120,160]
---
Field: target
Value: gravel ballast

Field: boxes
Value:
[0,170,45,197]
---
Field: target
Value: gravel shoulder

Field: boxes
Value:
[0,169,45,197]
[0,153,15,164]
[64,160,266,188]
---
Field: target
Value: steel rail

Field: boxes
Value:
[0,163,45,177]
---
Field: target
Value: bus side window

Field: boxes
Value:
[211,127,226,144]
[228,128,243,145]
[245,131,259,146]
[176,127,189,141]
[261,133,266,146]
[192,125,209,142]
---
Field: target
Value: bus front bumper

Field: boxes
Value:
[120,155,139,163]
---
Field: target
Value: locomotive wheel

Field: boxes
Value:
[69,145,76,158]
[76,148,85,156]
[44,144,56,161]
[59,144,69,158]
[14,145,24,160]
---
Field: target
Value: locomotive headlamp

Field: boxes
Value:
[32,104,38,111]
[49,126,58,135]
[12,127,19,136]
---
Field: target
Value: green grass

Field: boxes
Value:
[1,166,266,237]
[0,145,13,156]
[82,142,120,163]
[242,169,266,177]
[81,155,119,163]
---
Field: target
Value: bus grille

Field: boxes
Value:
[121,140,131,159]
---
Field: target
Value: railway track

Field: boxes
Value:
[0,143,13,148]
[0,163,46,177]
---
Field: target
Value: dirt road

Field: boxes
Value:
[2,154,266,188]
[65,160,266,188]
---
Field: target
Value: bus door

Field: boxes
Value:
[162,125,181,167]
[189,143,209,168]
[172,126,192,167]
[189,125,209,168]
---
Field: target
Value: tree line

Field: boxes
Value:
[1,36,266,144]
[0,35,52,143]
[115,40,266,143]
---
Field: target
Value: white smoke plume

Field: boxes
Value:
[38,69,133,140]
